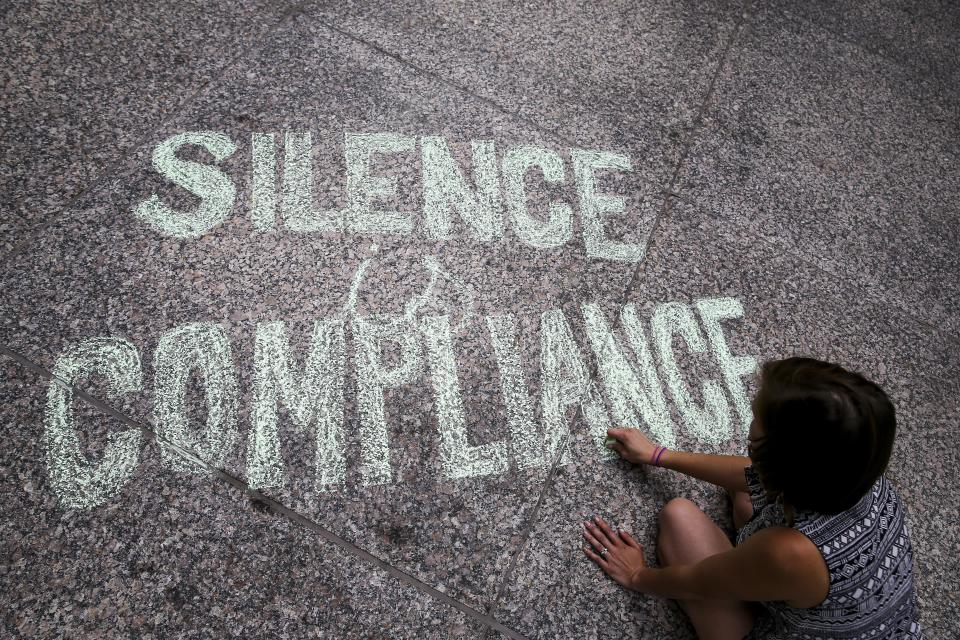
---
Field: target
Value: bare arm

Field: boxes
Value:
[658,450,752,494]
[630,527,825,603]
[604,428,752,493]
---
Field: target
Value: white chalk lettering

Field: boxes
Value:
[485,314,542,470]
[571,149,644,262]
[422,137,503,241]
[153,323,239,473]
[41,292,759,508]
[503,145,573,250]
[421,315,509,479]
[352,314,422,485]
[247,320,346,491]
[694,297,758,435]
[345,132,416,235]
[250,132,277,230]
[582,302,675,451]
[651,302,731,444]
[282,131,343,232]
[44,338,144,509]
[540,308,612,465]
[134,131,237,239]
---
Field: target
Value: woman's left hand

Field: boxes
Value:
[582,515,648,590]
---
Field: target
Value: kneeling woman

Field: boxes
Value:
[587,357,924,639]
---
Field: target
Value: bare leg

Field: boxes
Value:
[656,498,758,640]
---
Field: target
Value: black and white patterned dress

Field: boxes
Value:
[737,465,924,639]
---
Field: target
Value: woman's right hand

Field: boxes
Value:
[605,427,661,466]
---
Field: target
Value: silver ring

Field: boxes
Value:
[599,547,608,558]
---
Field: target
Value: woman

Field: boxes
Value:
[583,357,924,639]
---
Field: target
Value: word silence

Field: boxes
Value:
[45,297,756,509]
[134,131,649,262]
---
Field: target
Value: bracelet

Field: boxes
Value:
[650,445,664,466]
[654,446,668,467]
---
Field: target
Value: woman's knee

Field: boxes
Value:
[657,497,734,567]
[658,497,700,530]
[657,498,701,565]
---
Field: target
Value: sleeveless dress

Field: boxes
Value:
[736,464,924,639]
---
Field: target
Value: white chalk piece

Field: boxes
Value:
[540,308,613,466]
[582,302,675,452]
[571,149,645,262]
[485,314,543,471]
[502,145,573,250]
[44,338,144,509]
[153,323,239,473]
[650,301,731,445]
[247,320,346,491]
[421,315,509,479]
[345,132,416,235]
[352,314,423,485]
[134,131,237,239]
[422,137,504,241]
[694,297,758,435]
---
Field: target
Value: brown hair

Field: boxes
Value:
[749,357,896,526]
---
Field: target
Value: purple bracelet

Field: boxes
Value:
[650,445,663,466]
[654,446,667,467]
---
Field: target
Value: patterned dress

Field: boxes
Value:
[736,465,924,639]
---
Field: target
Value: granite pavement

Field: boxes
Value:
[2,1,957,638]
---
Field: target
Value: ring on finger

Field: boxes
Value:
[599,547,608,558]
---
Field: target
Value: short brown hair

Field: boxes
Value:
[749,357,896,519]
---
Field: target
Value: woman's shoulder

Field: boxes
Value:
[737,526,831,608]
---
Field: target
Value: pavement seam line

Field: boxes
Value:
[620,9,748,305]
[667,191,960,363]
[0,344,530,640]
[311,18,589,155]
[1,4,302,270]
[483,291,613,636]
[774,4,960,106]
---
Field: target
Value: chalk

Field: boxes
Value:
[41,295,758,509]
[134,131,653,264]
[247,320,346,491]
[694,297,758,435]
[651,301,731,445]
[422,136,503,241]
[134,131,236,239]
[582,302,675,452]
[353,314,423,486]
[540,308,614,465]
[44,338,144,509]
[571,149,644,262]
[153,322,239,473]
[421,314,509,479]
[485,314,542,471]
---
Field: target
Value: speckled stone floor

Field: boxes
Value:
[2,1,957,638]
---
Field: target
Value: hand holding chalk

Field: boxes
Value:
[604,428,662,467]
